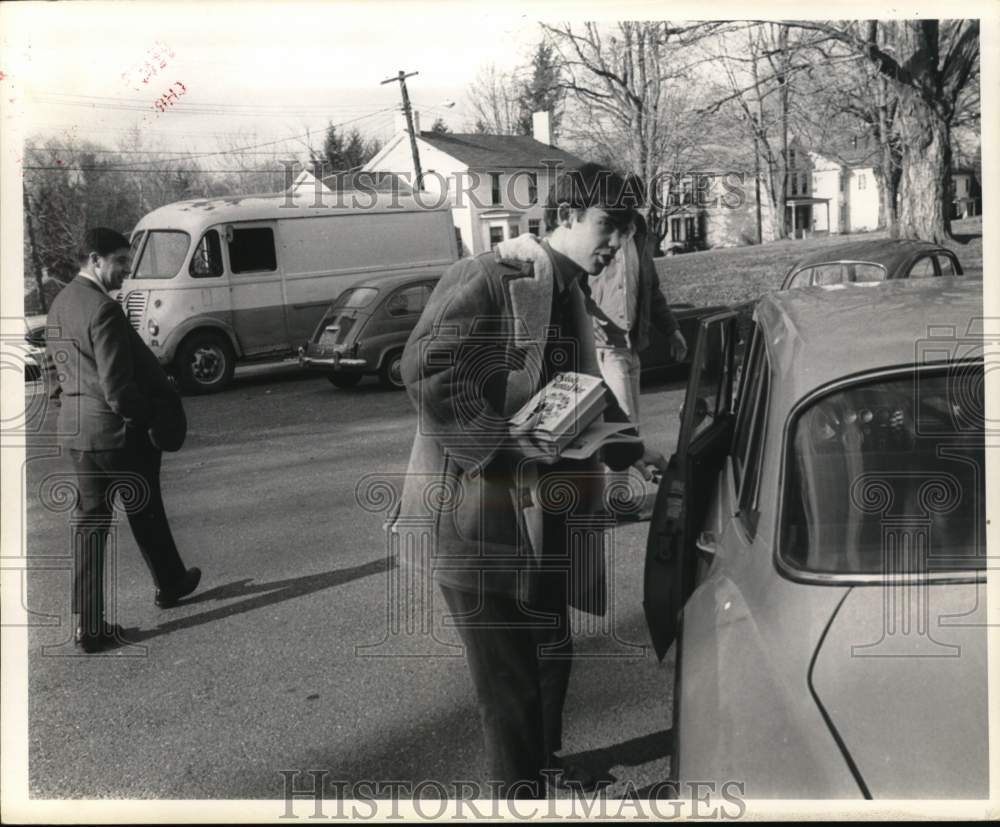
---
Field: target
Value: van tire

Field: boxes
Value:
[379,350,406,390]
[327,373,362,389]
[175,331,235,394]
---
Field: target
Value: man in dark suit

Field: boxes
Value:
[47,227,201,653]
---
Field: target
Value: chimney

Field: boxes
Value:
[395,108,421,135]
[532,111,552,146]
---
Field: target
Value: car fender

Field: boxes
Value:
[676,571,861,798]
[161,315,242,363]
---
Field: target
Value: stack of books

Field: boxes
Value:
[509,371,640,459]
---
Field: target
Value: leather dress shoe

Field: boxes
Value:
[75,621,128,653]
[155,567,202,608]
[547,755,603,792]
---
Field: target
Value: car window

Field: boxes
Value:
[228,227,276,274]
[333,287,379,310]
[850,263,886,282]
[385,285,429,317]
[131,230,190,279]
[189,230,223,278]
[786,268,813,289]
[780,368,985,576]
[732,328,765,492]
[811,264,844,285]
[937,254,958,276]
[908,256,936,278]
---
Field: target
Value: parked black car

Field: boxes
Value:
[299,273,440,389]
[781,239,963,289]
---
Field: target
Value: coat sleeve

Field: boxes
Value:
[401,257,508,475]
[642,246,680,337]
[90,301,154,427]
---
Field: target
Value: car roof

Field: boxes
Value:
[757,277,982,408]
[346,271,442,292]
[789,238,949,271]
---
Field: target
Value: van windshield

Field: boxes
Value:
[132,230,191,279]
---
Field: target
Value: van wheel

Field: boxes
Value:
[175,332,235,394]
[327,373,362,389]
[379,350,406,390]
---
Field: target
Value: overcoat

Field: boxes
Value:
[393,234,636,608]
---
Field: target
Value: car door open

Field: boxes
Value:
[643,309,742,660]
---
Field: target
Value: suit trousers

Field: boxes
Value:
[439,559,573,798]
[69,428,186,630]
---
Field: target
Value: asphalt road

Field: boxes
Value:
[23,362,686,801]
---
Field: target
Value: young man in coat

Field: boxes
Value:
[394,164,646,797]
[46,227,200,653]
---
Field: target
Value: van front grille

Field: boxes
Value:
[124,291,148,331]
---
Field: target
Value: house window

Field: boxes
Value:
[858,173,866,190]
[528,219,540,237]
[508,222,520,239]
[681,179,693,205]
[789,148,796,168]
[789,175,797,196]
[670,217,683,240]
[528,173,538,205]
[490,173,502,205]
[839,173,847,194]
[684,216,696,240]
[488,226,504,250]
[801,173,809,194]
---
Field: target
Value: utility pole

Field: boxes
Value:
[381,70,423,191]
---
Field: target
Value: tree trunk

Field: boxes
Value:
[896,90,952,242]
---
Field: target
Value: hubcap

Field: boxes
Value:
[191,345,224,383]
[388,358,403,387]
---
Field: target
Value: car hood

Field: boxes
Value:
[811,582,988,798]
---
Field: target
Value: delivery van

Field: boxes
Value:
[121,193,457,393]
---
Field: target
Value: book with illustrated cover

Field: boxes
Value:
[508,372,607,447]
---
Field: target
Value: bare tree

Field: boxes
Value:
[466,63,522,135]
[542,21,723,241]
[788,19,980,242]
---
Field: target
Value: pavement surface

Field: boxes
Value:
[21,362,687,801]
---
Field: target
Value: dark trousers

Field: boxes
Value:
[439,566,573,798]
[69,429,186,630]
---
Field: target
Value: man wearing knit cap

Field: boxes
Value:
[47,227,201,653]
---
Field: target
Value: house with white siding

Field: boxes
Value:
[362,112,585,256]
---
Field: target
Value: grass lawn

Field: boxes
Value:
[654,217,983,306]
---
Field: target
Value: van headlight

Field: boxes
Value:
[148,320,160,336]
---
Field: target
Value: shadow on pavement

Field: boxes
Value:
[131,556,395,642]
[561,728,672,789]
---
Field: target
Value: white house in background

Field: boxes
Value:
[950,166,981,218]
[363,111,586,256]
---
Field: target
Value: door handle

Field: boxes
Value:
[695,530,718,557]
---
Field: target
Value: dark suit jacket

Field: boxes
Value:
[47,276,184,452]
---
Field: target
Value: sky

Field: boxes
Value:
[1,1,558,158]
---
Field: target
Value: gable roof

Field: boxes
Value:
[321,171,413,195]
[416,132,585,169]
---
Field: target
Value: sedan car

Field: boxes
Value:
[23,314,49,381]
[644,278,986,798]
[781,239,963,289]
[299,273,440,389]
